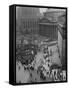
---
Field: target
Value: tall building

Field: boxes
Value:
[57,14,67,68]
[39,18,58,40]
[16,7,41,35]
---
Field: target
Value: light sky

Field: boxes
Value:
[39,8,47,14]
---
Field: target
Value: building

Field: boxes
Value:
[38,8,66,40]
[16,7,41,35]
[57,14,67,69]
[39,18,58,40]
[38,9,66,66]
[43,9,66,22]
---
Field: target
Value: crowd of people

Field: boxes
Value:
[16,37,66,83]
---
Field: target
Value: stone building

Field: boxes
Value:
[57,14,67,69]
[16,7,41,35]
[39,18,58,40]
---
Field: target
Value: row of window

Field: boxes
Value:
[20,19,39,28]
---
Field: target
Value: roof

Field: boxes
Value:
[39,18,57,25]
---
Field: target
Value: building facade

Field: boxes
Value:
[16,7,41,35]
[39,18,58,40]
